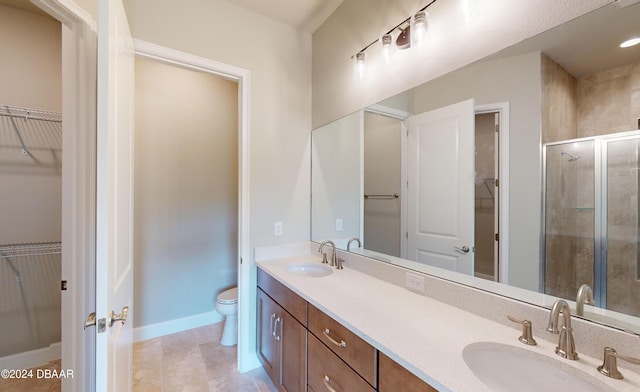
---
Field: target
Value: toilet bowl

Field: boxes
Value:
[216,287,238,346]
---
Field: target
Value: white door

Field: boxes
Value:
[406,99,475,274]
[95,0,135,390]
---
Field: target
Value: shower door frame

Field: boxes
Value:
[541,129,640,309]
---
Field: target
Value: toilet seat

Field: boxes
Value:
[217,287,238,304]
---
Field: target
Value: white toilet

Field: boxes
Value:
[216,287,238,346]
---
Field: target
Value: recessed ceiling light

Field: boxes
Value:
[620,37,640,48]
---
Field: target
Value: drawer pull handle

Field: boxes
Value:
[274,317,281,341]
[323,375,338,392]
[270,314,276,337]
[323,328,346,347]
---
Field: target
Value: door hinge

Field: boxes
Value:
[61,280,67,291]
[495,233,499,242]
[495,178,499,187]
[495,123,500,133]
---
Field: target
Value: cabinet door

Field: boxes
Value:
[378,352,438,392]
[257,289,279,381]
[278,309,307,392]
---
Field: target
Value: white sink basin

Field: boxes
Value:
[285,263,333,277]
[463,342,614,392]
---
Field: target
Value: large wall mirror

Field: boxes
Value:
[311,2,640,335]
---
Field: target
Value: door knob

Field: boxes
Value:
[84,312,96,329]
[454,246,470,253]
[109,306,129,327]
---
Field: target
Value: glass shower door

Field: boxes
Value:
[603,135,640,317]
[543,139,596,300]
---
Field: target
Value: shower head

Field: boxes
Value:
[561,151,581,161]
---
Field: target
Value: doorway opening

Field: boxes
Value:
[0,3,64,386]
[474,103,509,283]
[132,54,239,340]
[134,40,252,373]
[474,111,499,281]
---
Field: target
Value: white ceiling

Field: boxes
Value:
[227,0,343,33]
[487,1,640,78]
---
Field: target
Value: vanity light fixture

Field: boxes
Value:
[350,0,436,66]
[381,33,392,63]
[620,37,640,48]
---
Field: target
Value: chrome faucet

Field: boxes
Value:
[576,284,595,316]
[318,240,337,267]
[547,299,578,360]
[346,237,361,251]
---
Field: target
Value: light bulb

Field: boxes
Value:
[381,34,392,64]
[413,11,428,46]
[355,52,365,80]
[620,37,640,48]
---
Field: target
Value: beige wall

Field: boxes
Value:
[312,0,610,129]
[133,57,238,327]
[0,5,62,244]
[311,111,362,247]
[0,5,61,111]
[124,0,312,253]
[363,112,401,257]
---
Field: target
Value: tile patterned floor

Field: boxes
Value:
[134,322,277,392]
[0,322,275,392]
[0,359,61,392]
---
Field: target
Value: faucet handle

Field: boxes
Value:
[598,347,640,379]
[507,315,537,346]
[321,252,328,264]
[336,257,344,270]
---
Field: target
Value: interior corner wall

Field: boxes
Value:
[124,0,312,254]
[0,5,62,244]
[133,57,239,327]
[312,0,610,129]
[311,111,362,248]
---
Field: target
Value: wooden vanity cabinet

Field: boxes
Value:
[378,352,438,392]
[308,303,377,387]
[257,270,307,392]
[307,333,375,392]
[256,268,438,392]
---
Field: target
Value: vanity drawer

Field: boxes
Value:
[308,333,375,392]
[308,304,377,387]
[378,352,438,392]
[257,268,307,326]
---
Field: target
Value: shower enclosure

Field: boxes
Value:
[543,130,640,317]
[0,105,62,367]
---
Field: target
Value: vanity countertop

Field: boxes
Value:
[256,253,640,392]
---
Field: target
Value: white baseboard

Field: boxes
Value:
[0,342,61,370]
[133,310,224,342]
[239,352,261,373]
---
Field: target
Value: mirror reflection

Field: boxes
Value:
[311,2,640,334]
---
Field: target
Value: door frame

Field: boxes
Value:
[133,40,253,371]
[475,102,509,284]
[32,0,97,391]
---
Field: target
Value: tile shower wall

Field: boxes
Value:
[544,142,595,300]
[577,61,640,137]
[543,56,640,316]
